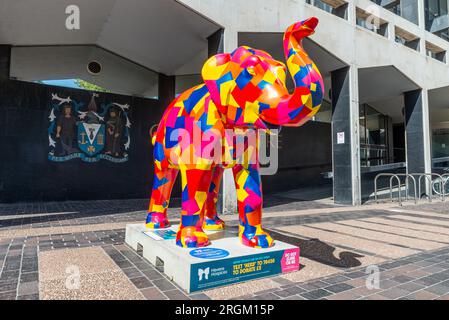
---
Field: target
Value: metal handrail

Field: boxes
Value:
[392,174,418,204]
[375,173,402,205]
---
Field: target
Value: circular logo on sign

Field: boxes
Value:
[189,248,230,259]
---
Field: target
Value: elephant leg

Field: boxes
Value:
[145,166,178,229]
[176,168,213,248]
[232,164,274,248]
[203,166,225,231]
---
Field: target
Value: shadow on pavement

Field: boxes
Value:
[268,229,364,269]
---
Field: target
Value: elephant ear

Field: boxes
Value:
[201,53,232,110]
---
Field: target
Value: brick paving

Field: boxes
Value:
[0,198,448,300]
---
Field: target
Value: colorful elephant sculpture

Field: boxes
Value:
[146,17,324,249]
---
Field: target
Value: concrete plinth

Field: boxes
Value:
[125,224,300,293]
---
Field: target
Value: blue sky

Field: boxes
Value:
[40,79,82,89]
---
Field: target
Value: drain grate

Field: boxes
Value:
[136,243,143,256]
[155,256,164,273]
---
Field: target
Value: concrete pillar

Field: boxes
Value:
[347,0,357,26]
[208,28,238,215]
[207,28,224,58]
[222,28,238,215]
[387,22,396,42]
[404,89,432,180]
[158,74,175,107]
[0,45,11,81]
[331,65,361,205]
[417,0,426,30]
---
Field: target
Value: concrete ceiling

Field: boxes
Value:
[358,66,420,124]
[358,66,420,104]
[0,0,220,75]
[369,95,405,124]
[10,46,159,98]
[361,67,449,125]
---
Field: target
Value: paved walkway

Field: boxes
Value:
[0,197,449,300]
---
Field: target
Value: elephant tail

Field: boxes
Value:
[151,132,157,145]
[149,124,159,146]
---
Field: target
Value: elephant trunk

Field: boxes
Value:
[261,17,324,127]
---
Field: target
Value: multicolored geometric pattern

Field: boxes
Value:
[145,17,324,249]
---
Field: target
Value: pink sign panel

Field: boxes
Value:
[281,248,300,273]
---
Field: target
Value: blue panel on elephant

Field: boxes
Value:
[184,85,208,113]
[243,171,262,196]
[235,69,253,89]
[257,81,270,90]
[154,142,165,161]
[174,116,185,129]
[182,187,189,202]
[257,235,269,248]
[244,204,255,213]
[243,224,257,236]
[165,127,179,148]
[234,107,243,122]
[182,215,200,226]
[208,182,216,193]
[293,66,310,87]
[198,112,213,131]
[217,72,233,87]
[258,102,270,111]
[311,82,323,107]
[288,105,304,120]
[153,175,169,189]
[288,47,296,58]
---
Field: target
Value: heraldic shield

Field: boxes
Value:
[77,123,105,156]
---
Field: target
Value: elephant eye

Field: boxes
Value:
[246,66,256,76]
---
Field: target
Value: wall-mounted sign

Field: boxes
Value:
[337,131,345,145]
[48,92,131,163]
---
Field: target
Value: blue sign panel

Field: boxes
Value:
[190,251,285,292]
[190,248,230,260]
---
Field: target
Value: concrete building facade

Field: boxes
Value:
[1,0,449,212]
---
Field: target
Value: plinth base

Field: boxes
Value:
[125,224,300,293]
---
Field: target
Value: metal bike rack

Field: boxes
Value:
[375,172,446,205]
[442,174,449,197]
[391,174,418,204]
[374,173,402,205]
[432,173,449,198]
[412,173,444,202]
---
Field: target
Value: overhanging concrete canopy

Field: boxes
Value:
[358,66,420,123]
[0,0,221,75]
[10,46,160,98]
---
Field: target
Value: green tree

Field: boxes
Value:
[75,79,110,93]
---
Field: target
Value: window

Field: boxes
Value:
[306,0,348,20]
[359,104,389,167]
[432,128,449,168]
[426,0,448,30]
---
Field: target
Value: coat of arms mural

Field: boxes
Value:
[48,93,131,163]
